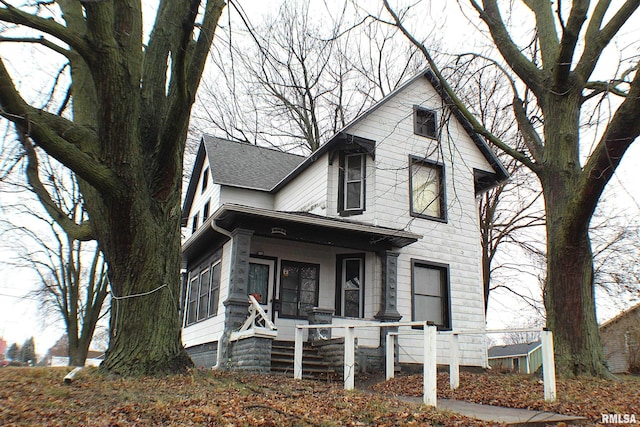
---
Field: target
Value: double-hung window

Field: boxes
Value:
[410,156,445,220]
[411,260,451,330]
[339,153,365,215]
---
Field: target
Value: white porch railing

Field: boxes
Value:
[295,322,557,407]
[230,295,278,341]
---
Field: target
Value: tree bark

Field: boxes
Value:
[540,92,608,377]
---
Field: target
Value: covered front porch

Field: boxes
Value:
[182,203,420,372]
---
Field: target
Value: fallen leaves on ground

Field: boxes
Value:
[371,371,640,426]
[0,368,497,426]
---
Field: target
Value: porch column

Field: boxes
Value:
[221,228,254,368]
[375,251,401,371]
[375,251,402,322]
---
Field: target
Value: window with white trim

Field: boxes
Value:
[185,259,221,326]
[338,153,365,215]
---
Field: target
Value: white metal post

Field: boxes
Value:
[423,324,437,406]
[344,326,355,390]
[294,327,303,380]
[450,333,459,390]
[541,330,556,402]
[386,333,395,381]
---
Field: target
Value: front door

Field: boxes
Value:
[278,260,320,319]
[248,257,275,316]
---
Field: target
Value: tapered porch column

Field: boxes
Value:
[375,251,402,322]
[375,251,402,371]
[221,228,254,367]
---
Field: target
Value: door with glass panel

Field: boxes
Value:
[278,260,320,319]
[248,258,275,316]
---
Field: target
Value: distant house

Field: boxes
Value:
[600,303,640,374]
[39,336,104,367]
[488,341,542,374]
[180,69,508,373]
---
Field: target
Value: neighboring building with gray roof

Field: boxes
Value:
[488,341,542,374]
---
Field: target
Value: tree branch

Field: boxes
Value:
[522,0,559,70]
[0,58,123,197]
[0,2,93,62]
[576,0,640,83]
[19,132,94,241]
[574,66,640,232]
[470,0,544,95]
[552,0,588,90]
[383,0,535,170]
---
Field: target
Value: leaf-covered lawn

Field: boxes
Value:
[371,371,640,426]
[0,367,494,426]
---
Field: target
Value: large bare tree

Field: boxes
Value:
[384,0,640,376]
[0,0,225,375]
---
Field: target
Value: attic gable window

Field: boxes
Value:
[414,106,437,139]
[201,168,209,193]
[338,153,366,216]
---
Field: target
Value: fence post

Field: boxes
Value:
[386,333,395,381]
[541,329,556,402]
[344,326,355,390]
[423,324,437,406]
[450,333,459,390]
[294,327,303,380]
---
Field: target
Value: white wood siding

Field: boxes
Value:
[337,77,491,366]
[187,152,220,239]
[274,155,329,214]
[219,186,274,210]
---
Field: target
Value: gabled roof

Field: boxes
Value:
[488,340,541,358]
[273,69,509,192]
[600,302,640,330]
[201,135,305,190]
[182,136,305,224]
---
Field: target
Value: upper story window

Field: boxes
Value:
[411,260,451,330]
[191,213,199,233]
[338,153,366,216]
[414,106,437,139]
[409,156,446,221]
[201,168,209,193]
[203,200,210,221]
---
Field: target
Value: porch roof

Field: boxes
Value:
[182,203,421,259]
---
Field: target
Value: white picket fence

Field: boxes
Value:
[294,322,556,407]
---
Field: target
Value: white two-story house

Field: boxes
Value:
[180,69,508,372]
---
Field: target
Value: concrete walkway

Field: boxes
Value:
[397,395,587,426]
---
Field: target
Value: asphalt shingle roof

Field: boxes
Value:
[202,135,305,191]
[488,340,541,358]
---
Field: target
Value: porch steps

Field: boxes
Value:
[270,341,338,379]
